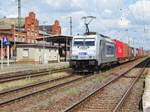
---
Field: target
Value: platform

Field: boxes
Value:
[143,73,150,112]
[0,62,69,75]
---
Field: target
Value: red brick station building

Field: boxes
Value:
[0,12,63,61]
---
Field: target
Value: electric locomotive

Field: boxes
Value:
[70,33,117,72]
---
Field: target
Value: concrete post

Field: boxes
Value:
[7,45,10,66]
[1,39,3,69]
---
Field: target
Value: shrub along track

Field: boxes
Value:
[64,58,149,112]
[0,58,146,112]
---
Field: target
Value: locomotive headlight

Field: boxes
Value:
[89,56,92,59]
[89,55,95,59]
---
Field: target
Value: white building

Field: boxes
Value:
[16,44,59,64]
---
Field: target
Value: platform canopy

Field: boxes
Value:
[37,35,73,43]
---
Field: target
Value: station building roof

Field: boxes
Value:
[16,43,59,48]
[36,35,73,43]
[39,30,51,36]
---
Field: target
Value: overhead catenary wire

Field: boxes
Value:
[141,0,147,49]
[117,0,135,44]
[118,0,147,47]
[142,0,146,33]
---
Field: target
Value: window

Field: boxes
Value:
[74,41,84,46]
[74,38,95,46]
[106,45,115,55]
[74,38,84,46]
[23,48,29,57]
[85,39,95,46]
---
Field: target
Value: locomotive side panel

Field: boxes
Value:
[100,40,116,64]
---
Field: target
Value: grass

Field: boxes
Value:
[99,69,112,75]
[0,79,35,91]
[3,109,13,112]
[31,64,69,75]
[0,72,68,91]
[92,76,105,83]
[48,64,69,71]
[24,63,69,74]
[139,88,145,96]
[139,73,148,97]
[66,88,78,95]
[29,100,55,112]
[37,103,48,108]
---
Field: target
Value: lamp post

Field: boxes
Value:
[42,21,48,64]
[17,0,21,38]
[13,24,16,64]
[69,16,72,36]
[65,17,73,61]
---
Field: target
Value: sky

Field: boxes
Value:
[0,0,150,50]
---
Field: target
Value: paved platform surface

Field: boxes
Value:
[143,71,150,112]
[0,62,69,75]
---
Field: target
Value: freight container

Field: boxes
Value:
[113,40,124,58]
[138,48,142,57]
[133,48,138,57]
[123,43,129,58]
[129,47,133,57]
[131,47,134,57]
[133,48,136,57]
[137,48,139,57]
[140,49,142,56]
[136,48,139,56]
[141,50,143,56]
[142,49,144,56]
[141,49,144,56]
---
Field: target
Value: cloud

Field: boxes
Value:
[0,0,150,50]
[118,17,130,27]
[44,0,81,12]
[101,9,112,19]
[129,0,150,24]
[6,14,18,18]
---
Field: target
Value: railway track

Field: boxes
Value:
[0,73,92,106]
[113,61,149,112]
[1,60,134,107]
[0,58,143,84]
[64,58,149,112]
[0,68,71,83]
[0,58,147,112]
[112,61,148,112]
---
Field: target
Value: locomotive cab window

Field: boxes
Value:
[85,38,95,46]
[74,38,95,46]
[74,38,84,46]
